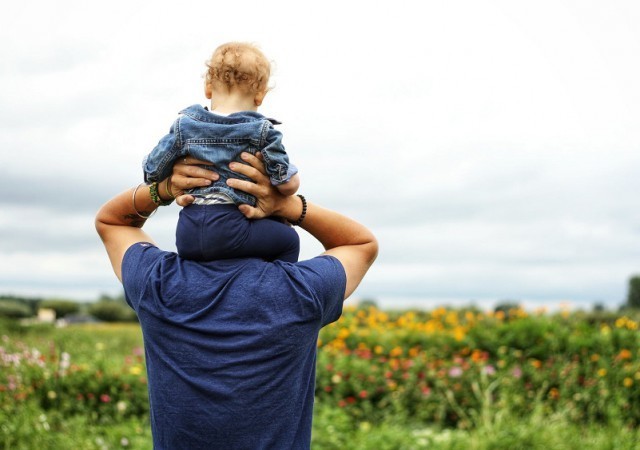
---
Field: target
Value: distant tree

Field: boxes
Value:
[626,276,640,309]
[357,298,378,309]
[0,300,33,319]
[494,300,521,315]
[0,295,41,315]
[89,299,137,322]
[39,300,80,318]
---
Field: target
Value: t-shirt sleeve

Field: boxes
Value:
[121,242,165,312]
[295,255,347,327]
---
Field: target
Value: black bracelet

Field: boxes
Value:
[288,194,307,226]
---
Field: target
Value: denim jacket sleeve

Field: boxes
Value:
[142,118,183,183]
[260,121,298,186]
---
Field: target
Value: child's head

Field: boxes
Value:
[205,42,271,106]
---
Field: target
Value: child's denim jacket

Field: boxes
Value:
[143,104,297,206]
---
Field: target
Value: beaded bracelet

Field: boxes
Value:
[149,181,174,206]
[288,194,307,226]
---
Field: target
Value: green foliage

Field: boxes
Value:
[316,306,640,429]
[39,300,80,318]
[0,300,33,319]
[0,295,41,316]
[88,300,138,322]
[3,309,640,448]
[357,298,379,309]
[626,275,640,309]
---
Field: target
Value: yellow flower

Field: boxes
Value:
[337,328,350,340]
[598,368,607,377]
[623,377,634,388]
[453,326,466,342]
[129,365,143,376]
[590,354,600,362]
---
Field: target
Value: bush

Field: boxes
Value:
[0,300,33,319]
[627,275,640,309]
[39,300,80,318]
[89,300,137,322]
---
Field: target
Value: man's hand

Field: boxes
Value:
[227,152,291,219]
[170,157,219,207]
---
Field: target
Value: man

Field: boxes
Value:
[95,153,378,449]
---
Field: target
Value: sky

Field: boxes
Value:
[1,0,639,311]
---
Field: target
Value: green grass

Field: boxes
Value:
[2,310,640,449]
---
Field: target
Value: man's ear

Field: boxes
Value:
[204,82,213,99]
[254,90,266,106]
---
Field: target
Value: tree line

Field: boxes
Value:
[2,275,640,322]
[0,293,137,322]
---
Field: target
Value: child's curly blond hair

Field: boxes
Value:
[205,42,271,95]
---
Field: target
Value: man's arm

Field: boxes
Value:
[95,158,219,281]
[227,153,378,299]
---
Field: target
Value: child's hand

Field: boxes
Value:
[276,173,300,196]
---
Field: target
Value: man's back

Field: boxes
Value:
[122,242,346,450]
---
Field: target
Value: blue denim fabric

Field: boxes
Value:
[143,105,298,206]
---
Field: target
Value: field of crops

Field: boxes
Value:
[2,305,640,449]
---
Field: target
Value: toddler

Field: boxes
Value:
[143,42,300,262]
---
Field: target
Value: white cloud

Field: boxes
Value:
[1,0,639,308]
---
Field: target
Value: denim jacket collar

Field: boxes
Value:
[179,104,282,125]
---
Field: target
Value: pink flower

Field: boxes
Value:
[100,394,111,403]
[483,365,496,375]
[512,366,523,378]
[448,366,463,378]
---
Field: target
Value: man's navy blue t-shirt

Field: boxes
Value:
[122,242,346,450]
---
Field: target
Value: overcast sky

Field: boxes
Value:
[1,0,639,310]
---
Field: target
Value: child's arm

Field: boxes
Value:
[261,122,299,188]
[276,173,300,196]
[143,118,181,182]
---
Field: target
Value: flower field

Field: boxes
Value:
[1,305,640,449]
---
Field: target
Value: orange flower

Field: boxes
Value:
[530,359,542,369]
[618,349,632,360]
